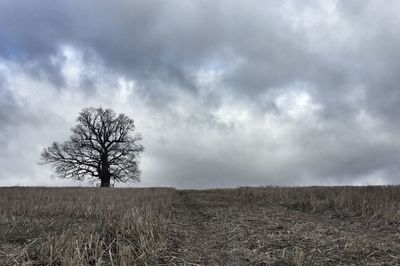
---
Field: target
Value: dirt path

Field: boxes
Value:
[162,191,232,265]
[160,190,400,265]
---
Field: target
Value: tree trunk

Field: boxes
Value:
[100,172,111,187]
[100,180,110,187]
[99,154,111,187]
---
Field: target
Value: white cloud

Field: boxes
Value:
[1,1,400,187]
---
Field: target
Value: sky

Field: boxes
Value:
[1,0,400,188]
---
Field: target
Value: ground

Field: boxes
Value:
[160,190,400,265]
[1,187,400,265]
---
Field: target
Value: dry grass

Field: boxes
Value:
[238,185,400,223]
[2,186,400,265]
[166,189,400,265]
[0,187,174,265]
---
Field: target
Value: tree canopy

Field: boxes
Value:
[41,107,144,187]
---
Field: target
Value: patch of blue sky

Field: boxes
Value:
[0,34,25,60]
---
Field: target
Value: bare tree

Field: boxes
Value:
[41,107,144,187]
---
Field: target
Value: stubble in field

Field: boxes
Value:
[2,186,400,265]
[0,187,174,265]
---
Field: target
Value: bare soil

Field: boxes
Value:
[160,190,400,265]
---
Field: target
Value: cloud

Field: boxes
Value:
[0,0,400,188]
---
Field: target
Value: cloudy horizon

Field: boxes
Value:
[1,0,400,188]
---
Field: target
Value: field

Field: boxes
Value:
[1,186,400,265]
[0,188,174,265]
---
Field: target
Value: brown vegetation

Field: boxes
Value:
[238,185,400,223]
[1,186,400,265]
[163,187,400,265]
[0,187,174,265]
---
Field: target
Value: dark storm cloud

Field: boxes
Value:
[0,0,223,94]
[0,1,330,96]
[1,0,400,187]
[0,2,354,94]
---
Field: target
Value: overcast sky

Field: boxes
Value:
[1,0,400,188]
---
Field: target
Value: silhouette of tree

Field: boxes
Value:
[41,107,144,187]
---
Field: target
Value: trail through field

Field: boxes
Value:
[162,190,238,265]
[160,190,400,265]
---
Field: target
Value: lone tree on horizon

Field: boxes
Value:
[41,107,144,187]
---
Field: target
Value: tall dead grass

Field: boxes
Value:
[0,187,174,265]
[238,186,400,222]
